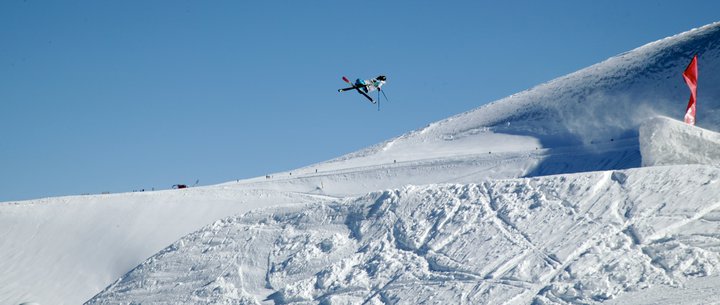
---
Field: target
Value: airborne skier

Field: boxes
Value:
[338,75,387,103]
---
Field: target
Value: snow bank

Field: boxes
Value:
[640,116,720,166]
[87,165,720,304]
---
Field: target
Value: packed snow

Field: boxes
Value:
[87,166,720,304]
[3,22,720,305]
[640,116,720,167]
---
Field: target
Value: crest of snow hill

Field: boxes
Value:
[8,23,720,305]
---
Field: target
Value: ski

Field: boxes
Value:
[338,77,356,92]
[355,87,375,103]
[339,76,375,103]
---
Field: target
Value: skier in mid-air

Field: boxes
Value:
[338,75,387,103]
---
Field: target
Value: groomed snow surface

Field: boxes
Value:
[4,22,720,305]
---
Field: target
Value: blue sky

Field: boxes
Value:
[2,1,719,201]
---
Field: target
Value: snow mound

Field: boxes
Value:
[87,165,720,304]
[640,116,720,166]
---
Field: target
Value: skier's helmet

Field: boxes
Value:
[377,75,387,81]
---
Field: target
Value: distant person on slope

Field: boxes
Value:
[354,75,387,93]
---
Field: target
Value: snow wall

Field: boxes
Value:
[640,116,720,167]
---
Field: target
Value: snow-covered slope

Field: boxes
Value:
[3,23,720,305]
[319,22,720,176]
[0,188,336,305]
[87,165,720,304]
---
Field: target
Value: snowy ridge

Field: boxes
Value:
[87,165,720,304]
[321,22,720,173]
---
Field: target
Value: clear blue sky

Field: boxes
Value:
[2,0,719,201]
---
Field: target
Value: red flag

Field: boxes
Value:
[683,55,698,125]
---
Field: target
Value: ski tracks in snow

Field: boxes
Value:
[481,182,561,281]
[86,166,720,305]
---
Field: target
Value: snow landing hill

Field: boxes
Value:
[3,23,720,305]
